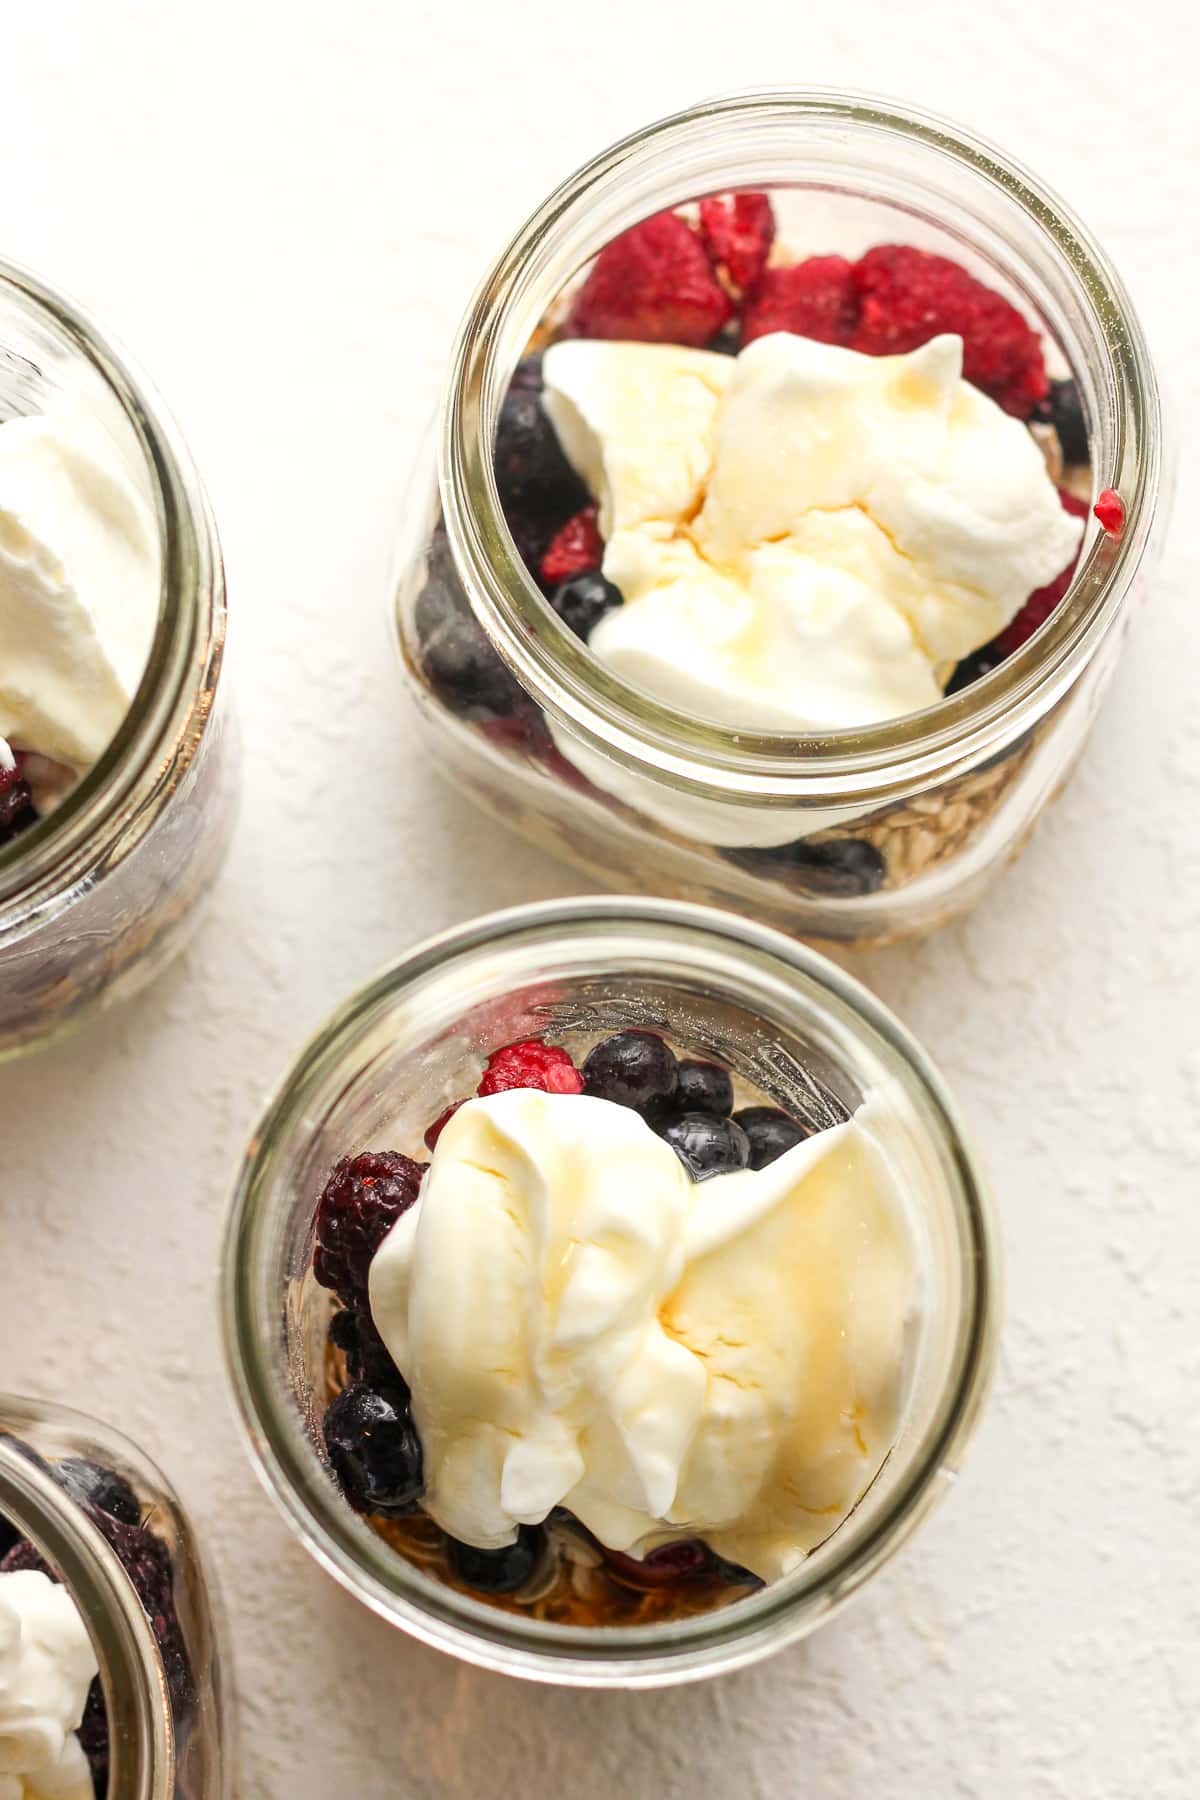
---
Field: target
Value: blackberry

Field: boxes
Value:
[581,1030,678,1112]
[733,1107,810,1171]
[448,1525,542,1594]
[548,570,623,641]
[313,1151,424,1310]
[725,837,886,899]
[323,1384,423,1517]
[659,1112,750,1181]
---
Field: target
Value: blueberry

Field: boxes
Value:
[509,354,544,392]
[57,1458,142,1527]
[0,1512,18,1560]
[725,837,886,899]
[1037,377,1088,465]
[659,1113,750,1180]
[944,643,1005,695]
[582,1030,678,1111]
[448,1525,543,1594]
[710,1552,764,1589]
[329,1309,405,1391]
[549,571,623,641]
[733,1107,810,1171]
[414,563,527,720]
[494,385,589,523]
[323,1384,423,1517]
[672,1060,733,1117]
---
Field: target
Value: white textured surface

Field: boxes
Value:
[1,5,1197,1796]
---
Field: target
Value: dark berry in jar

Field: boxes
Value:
[660,1113,750,1180]
[313,1151,425,1310]
[733,1106,810,1171]
[415,570,527,719]
[1036,377,1088,465]
[605,1540,712,1587]
[726,837,886,899]
[329,1308,405,1390]
[671,1059,734,1117]
[57,1458,142,1527]
[0,760,36,844]
[509,353,544,392]
[494,384,589,523]
[945,644,1006,694]
[548,570,623,641]
[448,1525,542,1594]
[582,1030,678,1111]
[323,1384,424,1517]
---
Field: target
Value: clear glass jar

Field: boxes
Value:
[392,90,1164,946]
[0,259,238,1055]
[222,895,998,1685]
[0,1395,234,1796]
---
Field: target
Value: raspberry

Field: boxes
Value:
[851,245,1048,417]
[698,192,776,291]
[540,504,604,586]
[313,1151,425,1308]
[477,1038,583,1097]
[740,257,857,348]
[991,489,1089,656]
[1093,488,1125,536]
[566,212,733,347]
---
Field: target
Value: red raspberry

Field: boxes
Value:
[540,505,603,586]
[851,245,1048,417]
[740,257,858,348]
[566,212,733,347]
[313,1152,425,1307]
[1093,488,1125,536]
[423,1101,464,1152]
[477,1038,583,1097]
[991,489,1089,656]
[698,192,776,292]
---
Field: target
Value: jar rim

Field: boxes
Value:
[0,1398,175,1797]
[0,255,223,919]
[440,87,1161,810]
[222,895,1000,1683]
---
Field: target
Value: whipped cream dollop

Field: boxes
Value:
[369,1087,922,1582]
[543,332,1082,735]
[0,1570,97,1800]
[0,404,160,806]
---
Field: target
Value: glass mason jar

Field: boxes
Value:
[222,895,998,1685]
[0,1395,234,1796]
[392,90,1164,946]
[0,259,237,1056]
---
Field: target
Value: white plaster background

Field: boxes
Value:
[1,2,1197,1794]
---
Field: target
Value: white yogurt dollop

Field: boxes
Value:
[0,1570,97,1800]
[369,1087,923,1582]
[539,332,1082,845]
[0,405,160,806]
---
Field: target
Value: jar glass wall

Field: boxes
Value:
[222,896,998,1685]
[393,90,1163,945]
[0,1396,234,1797]
[0,260,238,1055]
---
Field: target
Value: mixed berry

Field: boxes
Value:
[0,1445,193,1796]
[0,754,38,847]
[312,1028,811,1622]
[409,187,1097,899]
